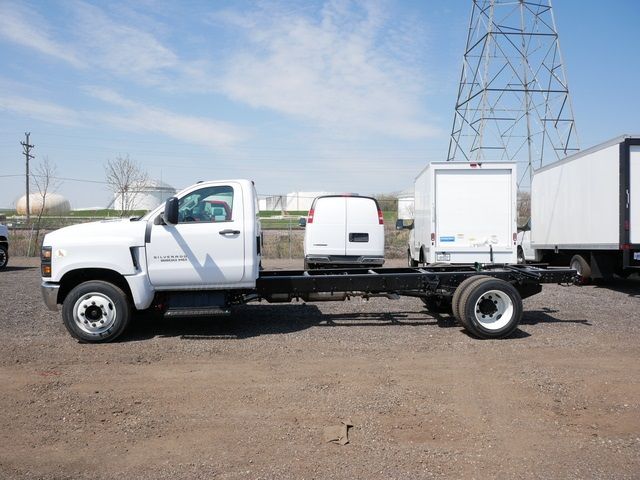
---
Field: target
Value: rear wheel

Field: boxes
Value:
[62,280,131,343]
[459,278,523,339]
[451,275,491,326]
[570,254,591,284]
[0,244,8,269]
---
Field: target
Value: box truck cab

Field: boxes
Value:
[407,162,518,266]
[303,195,385,269]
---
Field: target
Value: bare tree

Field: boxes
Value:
[105,155,149,216]
[30,157,61,255]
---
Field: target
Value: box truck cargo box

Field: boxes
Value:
[407,162,517,266]
[519,135,640,280]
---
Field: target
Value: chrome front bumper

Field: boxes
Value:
[41,282,60,311]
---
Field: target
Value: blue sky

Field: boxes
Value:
[0,0,638,208]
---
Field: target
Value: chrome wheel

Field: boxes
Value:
[473,289,514,331]
[73,293,117,335]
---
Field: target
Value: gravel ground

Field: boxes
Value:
[1,257,639,479]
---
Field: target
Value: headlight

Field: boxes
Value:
[41,246,52,277]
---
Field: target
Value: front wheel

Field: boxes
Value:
[458,278,523,339]
[62,281,131,343]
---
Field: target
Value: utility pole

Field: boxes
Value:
[20,132,35,222]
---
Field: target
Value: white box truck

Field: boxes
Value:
[406,162,517,266]
[518,135,640,281]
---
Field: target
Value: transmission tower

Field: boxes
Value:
[447,0,579,188]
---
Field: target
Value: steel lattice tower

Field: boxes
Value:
[447,0,579,188]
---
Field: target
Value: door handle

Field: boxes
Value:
[219,229,241,235]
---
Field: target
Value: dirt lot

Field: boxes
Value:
[1,257,639,479]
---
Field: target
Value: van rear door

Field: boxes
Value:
[345,197,383,257]
[308,197,347,256]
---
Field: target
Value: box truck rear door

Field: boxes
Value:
[435,169,512,250]
[630,145,640,244]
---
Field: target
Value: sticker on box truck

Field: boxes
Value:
[439,236,455,242]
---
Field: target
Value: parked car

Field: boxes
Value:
[303,195,384,269]
[0,222,8,269]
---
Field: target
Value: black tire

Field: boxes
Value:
[0,244,8,269]
[517,247,526,264]
[422,295,452,314]
[459,277,523,339]
[408,250,419,267]
[62,280,131,343]
[451,275,492,326]
[570,254,591,284]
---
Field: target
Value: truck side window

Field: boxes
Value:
[178,186,234,223]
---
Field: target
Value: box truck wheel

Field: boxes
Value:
[459,278,523,339]
[451,275,492,326]
[570,255,591,284]
[62,280,131,343]
[408,250,419,267]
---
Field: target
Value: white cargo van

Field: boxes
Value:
[303,195,384,269]
[406,162,517,265]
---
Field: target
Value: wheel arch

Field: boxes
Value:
[58,268,133,306]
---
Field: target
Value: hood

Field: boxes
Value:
[44,218,147,248]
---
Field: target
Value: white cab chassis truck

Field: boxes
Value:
[518,135,640,281]
[407,162,517,266]
[40,178,575,343]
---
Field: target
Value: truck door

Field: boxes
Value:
[146,183,245,288]
[345,197,383,257]
[309,197,347,256]
[630,145,640,245]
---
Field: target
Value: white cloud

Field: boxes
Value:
[73,2,179,85]
[85,87,244,149]
[216,0,440,139]
[0,94,81,126]
[0,1,83,67]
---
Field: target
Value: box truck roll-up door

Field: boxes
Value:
[630,145,640,245]
[435,170,512,250]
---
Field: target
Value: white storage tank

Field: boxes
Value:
[16,193,71,215]
[113,179,176,212]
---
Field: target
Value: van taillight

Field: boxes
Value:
[307,209,314,224]
[513,232,517,244]
[430,233,435,244]
[378,209,384,225]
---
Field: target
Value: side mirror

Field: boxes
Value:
[163,197,179,225]
[396,219,414,230]
[298,217,307,228]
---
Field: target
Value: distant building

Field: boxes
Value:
[113,179,176,211]
[262,192,335,212]
[16,193,71,215]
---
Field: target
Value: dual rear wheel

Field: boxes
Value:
[449,276,523,339]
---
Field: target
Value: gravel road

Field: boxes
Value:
[1,257,639,479]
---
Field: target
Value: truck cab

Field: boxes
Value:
[41,179,261,342]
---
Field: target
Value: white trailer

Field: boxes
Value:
[518,135,640,280]
[406,162,517,266]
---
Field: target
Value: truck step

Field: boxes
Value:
[164,307,231,318]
